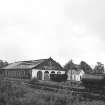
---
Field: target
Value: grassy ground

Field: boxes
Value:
[1,78,105,105]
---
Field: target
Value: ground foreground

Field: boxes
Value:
[0,78,105,105]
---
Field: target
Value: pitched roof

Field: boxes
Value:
[2,58,64,70]
[2,59,47,70]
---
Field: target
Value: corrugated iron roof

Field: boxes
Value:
[2,59,46,70]
[1,58,64,70]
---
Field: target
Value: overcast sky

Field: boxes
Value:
[0,0,105,66]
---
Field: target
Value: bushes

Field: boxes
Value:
[29,78,39,84]
[22,91,77,105]
[0,78,105,105]
[0,79,26,105]
[50,74,67,82]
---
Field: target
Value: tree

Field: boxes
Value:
[64,60,76,71]
[80,61,92,74]
[3,61,8,67]
[93,62,104,74]
[0,60,3,68]
[0,60,8,68]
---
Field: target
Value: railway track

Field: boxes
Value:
[26,82,103,93]
[4,78,105,101]
[25,82,105,99]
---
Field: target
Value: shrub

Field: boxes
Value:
[0,79,26,105]
[29,78,39,84]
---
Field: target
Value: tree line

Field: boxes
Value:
[64,60,104,74]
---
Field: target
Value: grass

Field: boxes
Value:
[0,78,105,105]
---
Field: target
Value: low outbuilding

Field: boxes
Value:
[67,69,84,81]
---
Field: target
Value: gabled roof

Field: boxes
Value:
[2,57,63,70]
[2,59,47,70]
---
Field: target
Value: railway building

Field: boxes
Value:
[67,69,84,81]
[1,57,65,80]
[64,60,85,81]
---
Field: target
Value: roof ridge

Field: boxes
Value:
[20,58,48,62]
[2,58,48,70]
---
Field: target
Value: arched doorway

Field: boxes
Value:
[44,71,49,80]
[51,71,55,74]
[57,71,61,74]
[80,76,82,81]
[37,71,42,80]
